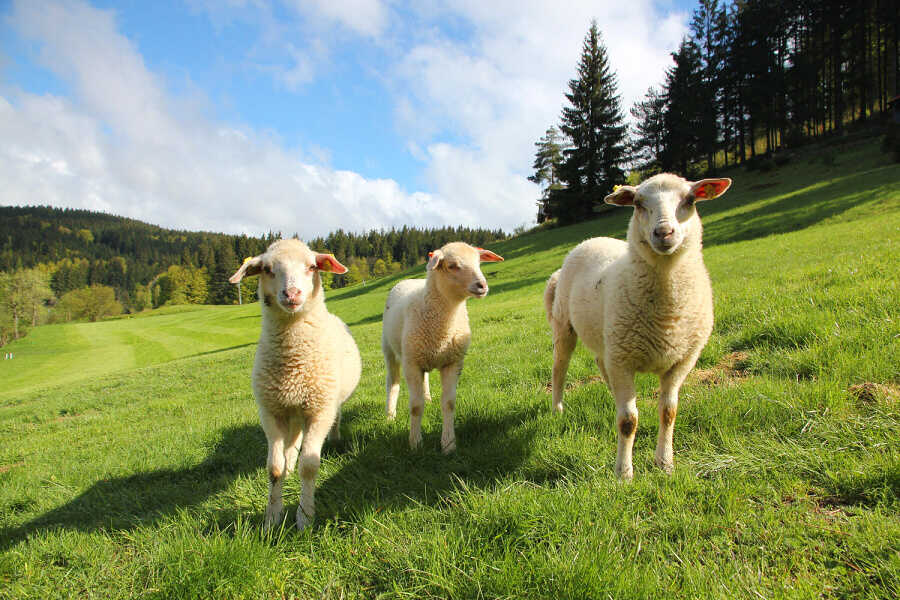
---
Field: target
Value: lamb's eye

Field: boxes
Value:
[263,265,272,275]
[633,200,643,210]
[308,264,317,273]
[683,197,696,208]
[448,263,460,270]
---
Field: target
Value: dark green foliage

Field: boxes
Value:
[884,121,900,162]
[0,206,506,310]
[550,21,627,224]
[629,86,666,171]
[627,0,899,175]
[529,127,566,223]
[662,39,705,175]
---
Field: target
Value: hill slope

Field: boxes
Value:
[1,139,898,598]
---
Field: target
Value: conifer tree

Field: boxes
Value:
[528,126,566,222]
[629,86,667,171]
[552,21,627,223]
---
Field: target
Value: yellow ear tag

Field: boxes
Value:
[613,185,622,192]
[242,256,253,265]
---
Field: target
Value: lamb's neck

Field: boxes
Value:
[424,278,468,331]
[628,242,707,304]
[260,295,328,341]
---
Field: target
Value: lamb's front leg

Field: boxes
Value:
[296,408,335,531]
[607,367,638,480]
[656,361,692,474]
[259,409,288,529]
[404,363,427,449]
[439,362,462,454]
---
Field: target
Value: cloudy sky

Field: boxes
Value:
[0,0,692,238]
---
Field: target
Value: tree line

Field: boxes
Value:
[532,0,899,223]
[0,207,505,345]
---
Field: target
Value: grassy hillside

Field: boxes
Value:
[1,139,898,599]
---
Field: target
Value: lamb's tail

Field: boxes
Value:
[543,269,561,324]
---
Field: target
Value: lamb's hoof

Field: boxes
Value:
[409,433,422,450]
[296,508,312,531]
[424,395,432,404]
[386,411,396,421]
[552,402,564,414]
[263,507,283,531]
[441,438,456,454]
[654,456,674,474]
[615,466,634,482]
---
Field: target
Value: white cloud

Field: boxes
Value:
[289,0,388,38]
[0,0,463,237]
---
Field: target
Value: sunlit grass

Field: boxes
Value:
[1,138,898,599]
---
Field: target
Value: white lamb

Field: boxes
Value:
[382,242,504,453]
[545,174,732,479]
[229,239,361,530]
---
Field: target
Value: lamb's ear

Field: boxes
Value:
[315,253,348,274]
[604,185,638,206]
[426,249,444,271]
[229,256,263,283]
[476,247,504,262]
[690,178,732,201]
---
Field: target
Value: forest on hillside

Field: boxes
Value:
[530,0,899,223]
[0,205,505,345]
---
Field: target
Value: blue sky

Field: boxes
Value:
[0,0,693,237]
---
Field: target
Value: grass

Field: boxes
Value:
[1,138,898,598]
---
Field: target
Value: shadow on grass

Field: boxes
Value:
[345,313,383,328]
[311,402,553,526]
[0,425,265,551]
[188,342,257,359]
[702,166,893,246]
[489,275,551,297]
[2,402,552,546]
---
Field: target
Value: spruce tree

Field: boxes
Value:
[629,86,667,170]
[552,21,627,223]
[528,126,566,222]
[662,39,704,174]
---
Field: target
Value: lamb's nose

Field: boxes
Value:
[283,287,302,304]
[473,280,487,294]
[653,225,675,239]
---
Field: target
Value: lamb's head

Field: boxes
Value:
[604,174,731,259]
[426,242,504,301]
[228,239,347,315]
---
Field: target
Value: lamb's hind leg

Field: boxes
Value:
[423,372,432,404]
[551,321,577,413]
[655,360,693,474]
[385,349,401,420]
[284,413,304,476]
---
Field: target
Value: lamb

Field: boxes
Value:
[382,242,504,453]
[229,239,361,530]
[545,174,731,479]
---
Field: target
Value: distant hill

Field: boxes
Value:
[0,205,506,308]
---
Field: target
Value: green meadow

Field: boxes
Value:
[1,138,898,598]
